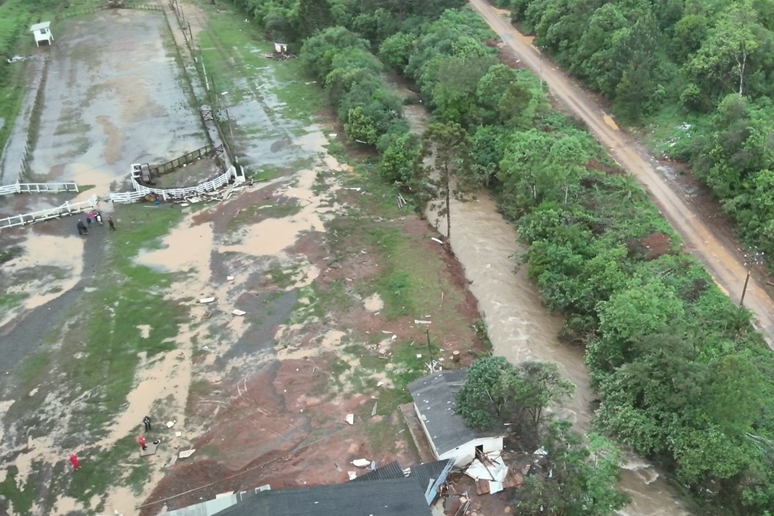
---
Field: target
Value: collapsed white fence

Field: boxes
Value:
[0,182,79,195]
[0,195,98,230]
[110,165,238,204]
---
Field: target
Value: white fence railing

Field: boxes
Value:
[0,195,98,230]
[110,165,238,204]
[0,182,79,196]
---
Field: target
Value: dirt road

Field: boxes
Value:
[469,0,774,346]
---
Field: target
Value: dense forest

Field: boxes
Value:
[504,0,774,272]
[228,0,774,514]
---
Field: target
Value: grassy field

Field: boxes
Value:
[0,0,61,154]
[0,205,188,513]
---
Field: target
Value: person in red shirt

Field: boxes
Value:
[138,434,147,451]
[69,454,80,470]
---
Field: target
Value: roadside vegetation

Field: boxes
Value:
[504,0,774,273]
[225,0,774,513]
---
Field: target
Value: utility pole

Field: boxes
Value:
[425,328,434,372]
[740,250,765,308]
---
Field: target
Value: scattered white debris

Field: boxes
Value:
[329,133,338,138]
[377,382,384,387]
[414,320,431,325]
[199,297,216,304]
[178,449,196,459]
[180,203,190,207]
[175,431,182,437]
[346,187,362,192]
[232,309,246,316]
[347,471,357,480]
[534,446,548,456]
[166,421,176,428]
[352,459,370,468]
[431,237,443,244]
[381,331,392,334]
[227,275,235,281]
[345,414,354,425]
[416,354,423,359]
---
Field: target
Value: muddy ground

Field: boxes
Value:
[0,4,492,516]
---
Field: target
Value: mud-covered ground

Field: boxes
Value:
[28,9,205,198]
[0,3,491,516]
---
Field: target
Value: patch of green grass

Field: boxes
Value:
[52,204,189,433]
[265,263,301,290]
[64,434,149,506]
[194,3,326,124]
[0,291,26,308]
[226,199,301,232]
[0,466,35,515]
[0,245,23,264]
[388,340,441,391]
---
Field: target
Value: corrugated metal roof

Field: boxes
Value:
[213,478,431,516]
[410,459,454,497]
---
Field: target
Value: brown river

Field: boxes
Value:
[435,196,691,515]
[402,98,691,513]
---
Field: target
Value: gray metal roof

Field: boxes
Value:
[410,459,454,496]
[213,478,432,516]
[408,370,502,455]
[166,491,258,516]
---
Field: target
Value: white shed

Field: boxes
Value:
[409,370,505,468]
[30,22,54,47]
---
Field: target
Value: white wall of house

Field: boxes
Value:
[438,436,504,467]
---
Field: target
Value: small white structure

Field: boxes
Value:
[30,22,54,47]
[409,370,505,468]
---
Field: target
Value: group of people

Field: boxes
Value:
[76,210,115,235]
[69,415,154,470]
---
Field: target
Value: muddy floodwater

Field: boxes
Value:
[433,196,691,515]
[27,10,207,198]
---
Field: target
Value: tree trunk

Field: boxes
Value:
[445,176,451,242]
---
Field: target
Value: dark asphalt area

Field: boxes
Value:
[0,214,108,375]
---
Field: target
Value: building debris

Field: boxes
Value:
[166,420,176,428]
[227,275,235,281]
[198,297,216,304]
[345,414,354,425]
[431,237,443,244]
[414,320,432,325]
[351,458,370,468]
[179,449,196,459]
[371,402,378,416]
[347,471,357,480]
[464,451,509,495]
[232,309,246,316]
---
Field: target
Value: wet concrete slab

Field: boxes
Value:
[29,9,208,197]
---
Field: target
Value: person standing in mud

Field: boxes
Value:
[138,434,147,451]
[69,454,80,470]
[76,220,88,236]
[108,216,116,231]
[143,416,152,432]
